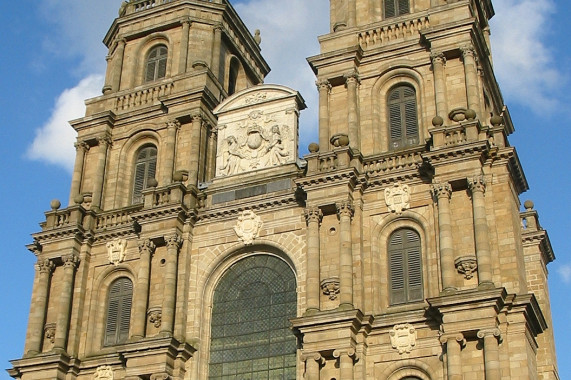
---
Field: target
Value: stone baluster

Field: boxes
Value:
[303,353,324,380]
[430,52,448,120]
[188,113,203,187]
[304,207,323,313]
[161,234,182,335]
[132,239,156,339]
[461,46,481,117]
[179,18,191,74]
[316,79,331,151]
[53,253,80,352]
[344,70,360,151]
[211,24,223,79]
[333,348,356,380]
[24,259,55,356]
[478,328,502,380]
[336,201,354,309]
[162,120,181,185]
[69,141,89,206]
[431,182,456,292]
[112,38,126,92]
[468,176,493,287]
[91,136,111,211]
[440,333,465,380]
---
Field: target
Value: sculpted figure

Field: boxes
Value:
[265,125,289,166]
[221,136,245,175]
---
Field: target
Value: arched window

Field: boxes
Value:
[209,255,297,379]
[104,277,133,346]
[228,57,240,96]
[388,85,419,150]
[145,45,168,82]
[384,0,410,18]
[132,145,157,204]
[388,228,422,305]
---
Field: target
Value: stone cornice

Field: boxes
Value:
[522,229,555,264]
[487,147,529,194]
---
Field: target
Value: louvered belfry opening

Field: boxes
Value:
[132,145,157,204]
[104,278,133,346]
[145,45,168,83]
[388,228,423,305]
[388,85,419,150]
[384,0,410,18]
[208,255,297,379]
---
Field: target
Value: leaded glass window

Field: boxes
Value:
[132,145,157,204]
[145,45,168,83]
[209,255,297,379]
[104,277,133,346]
[388,228,423,305]
[388,85,419,150]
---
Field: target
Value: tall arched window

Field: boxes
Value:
[104,277,133,346]
[388,85,419,150]
[209,255,297,379]
[384,0,410,18]
[388,228,423,305]
[132,145,157,204]
[145,45,168,82]
[228,57,240,96]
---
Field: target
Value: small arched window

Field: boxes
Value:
[388,228,422,305]
[388,85,419,150]
[384,0,410,18]
[228,57,240,96]
[132,145,157,204]
[104,277,133,346]
[145,45,168,83]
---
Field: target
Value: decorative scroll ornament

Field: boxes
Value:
[234,210,263,245]
[389,323,417,354]
[106,239,127,266]
[94,365,114,380]
[385,183,411,215]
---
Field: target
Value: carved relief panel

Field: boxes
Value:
[213,85,305,177]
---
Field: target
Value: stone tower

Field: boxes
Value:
[9,0,558,379]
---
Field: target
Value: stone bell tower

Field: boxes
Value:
[10,0,559,379]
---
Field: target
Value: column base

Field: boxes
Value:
[478,281,495,290]
[338,303,354,311]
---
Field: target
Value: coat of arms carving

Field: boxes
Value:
[385,183,410,215]
[106,239,127,266]
[234,210,263,245]
[94,365,114,380]
[389,323,417,354]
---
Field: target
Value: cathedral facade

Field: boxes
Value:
[9,0,558,379]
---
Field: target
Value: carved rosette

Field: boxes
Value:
[454,255,478,279]
[106,239,127,266]
[320,277,340,300]
[234,210,263,245]
[385,183,411,215]
[94,365,114,380]
[389,323,417,354]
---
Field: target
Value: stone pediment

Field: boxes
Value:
[213,85,306,178]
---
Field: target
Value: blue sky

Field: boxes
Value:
[1,0,569,377]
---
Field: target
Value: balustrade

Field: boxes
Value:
[115,82,174,111]
[359,17,430,49]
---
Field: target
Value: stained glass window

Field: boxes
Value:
[209,255,297,379]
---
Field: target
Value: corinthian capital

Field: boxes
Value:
[460,45,476,60]
[62,253,80,269]
[468,176,486,194]
[74,141,90,153]
[166,119,181,130]
[36,259,55,274]
[165,234,183,249]
[431,182,452,200]
[343,70,360,86]
[138,239,156,256]
[97,135,112,148]
[336,201,354,220]
[430,51,446,65]
[304,207,323,225]
[316,79,331,92]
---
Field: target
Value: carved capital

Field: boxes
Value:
[316,79,332,92]
[301,352,325,365]
[191,112,203,123]
[430,51,446,66]
[74,141,90,153]
[439,332,466,347]
[138,239,156,256]
[304,207,323,225]
[97,135,112,148]
[477,327,502,342]
[336,201,354,220]
[164,234,183,250]
[468,176,486,194]
[166,120,181,131]
[62,253,80,269]
[180,17,192,27]
[36,259,55,274]
[344,70,360,86]
[333,347,357,361]
[431,182,452,200]
[213,23,224,32]
[460,45,476,60]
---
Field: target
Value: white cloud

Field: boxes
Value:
[27,75,104,172]
[558,264,571,284]
[490,0,565,113]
